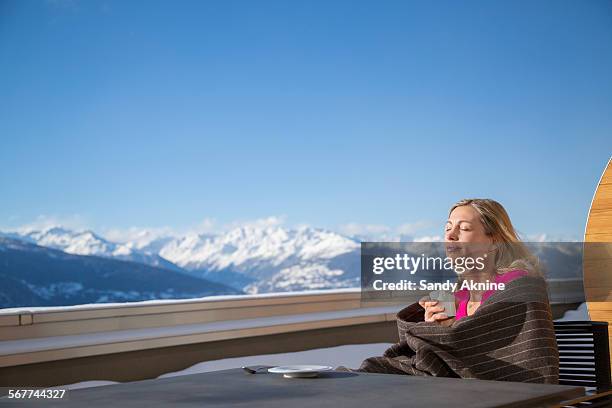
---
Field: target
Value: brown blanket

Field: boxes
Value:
[340,276,559,384]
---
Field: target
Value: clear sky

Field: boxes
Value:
[1,0,611,239]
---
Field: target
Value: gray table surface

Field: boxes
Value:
[1,368,585,408]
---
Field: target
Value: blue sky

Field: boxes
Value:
[1,0,611,239]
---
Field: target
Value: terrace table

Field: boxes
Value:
[2,368,585,408]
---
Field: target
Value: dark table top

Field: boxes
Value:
[1,368,585,408]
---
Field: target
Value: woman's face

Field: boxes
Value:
[445,205,493,259]
[445,205,490,243]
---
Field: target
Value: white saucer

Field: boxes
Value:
[267,365,333,378]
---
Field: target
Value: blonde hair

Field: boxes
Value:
[449,198,541,277]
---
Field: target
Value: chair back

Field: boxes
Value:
[554,321,611,391]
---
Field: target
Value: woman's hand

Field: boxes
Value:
[419,296,455,327]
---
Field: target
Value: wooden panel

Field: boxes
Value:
[589,309,612,322]
[583,288,612,302]
[602,166,612,185]
[586,212,612,235]
[586,233,612,242]
[589,178,612,211]
[584,157,612,371]
[583,243,612,260]
[584,259,612,287]
[587,302,612,312]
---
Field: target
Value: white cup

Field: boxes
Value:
[429,290,456,318]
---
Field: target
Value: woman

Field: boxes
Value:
[338,199,559,384]
[422,198,542,326]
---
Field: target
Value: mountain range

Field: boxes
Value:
[0,224,362,307]
[0,224,583,308]
[0,237,241,308]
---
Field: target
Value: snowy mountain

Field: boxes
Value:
[0,222,585,303]
[1,224,363,296]
[159,225,356,271]
[0,237,241,308]
[6,227,183,272]
[157,225,361,294]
